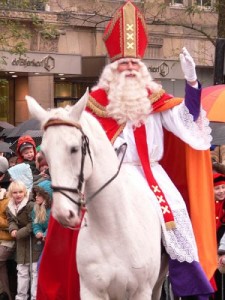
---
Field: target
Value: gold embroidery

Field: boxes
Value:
[111,124,126,145]
[165,221,176,230]
[87,96,108,118]
[103,11,121,42]
[87,89,172,118]
[149,89,166,104]
[124,2,136,57]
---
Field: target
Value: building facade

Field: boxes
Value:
[0,0,218,125]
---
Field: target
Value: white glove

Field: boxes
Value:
[179,47,197,82]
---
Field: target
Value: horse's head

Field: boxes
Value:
[25,90,94,229]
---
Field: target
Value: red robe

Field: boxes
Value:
[37,88,217,299]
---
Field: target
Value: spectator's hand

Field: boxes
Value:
[11,230,17,238]
[36,232,43,239]
[40,170,49,178]
[179,47,197,84]
[218,255,225,273]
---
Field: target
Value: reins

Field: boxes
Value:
[86,142,127,205]
[44,118,127,210]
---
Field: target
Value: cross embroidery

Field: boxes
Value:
[161,206,170,215]
[157,195,166,204]
[126,24,134,31]
[127,42,134,49]
[152,185,160,193]
[127,33,134,40]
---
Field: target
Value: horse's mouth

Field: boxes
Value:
[53,211,82,229]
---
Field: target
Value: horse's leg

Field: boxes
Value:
[152,250,169,300]
[130,285,154,300]
[80,280,110,300]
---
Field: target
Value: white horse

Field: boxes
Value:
[26,92,165,300]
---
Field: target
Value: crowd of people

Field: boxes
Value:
[211,147,225,300]
[0,135,52,300]
[1,139,224,299]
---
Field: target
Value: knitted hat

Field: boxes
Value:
[37,180,53,199]
[213,173,225,187]
[8,163,33,191]
[0,156,9,174]
[19,142,33,153]
[103,1,148,62]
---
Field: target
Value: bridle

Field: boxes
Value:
[44,118,126,212]
[44,118,92,212]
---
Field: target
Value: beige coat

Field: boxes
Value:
[211,145,225,165]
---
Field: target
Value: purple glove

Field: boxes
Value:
[184,82,201,121]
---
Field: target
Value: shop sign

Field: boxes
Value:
[144,59,183,79]
[11,55,55,71]
[148,62,170,77]
[0,51,82,75]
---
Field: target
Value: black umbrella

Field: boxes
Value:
[0,141,14,153]
[22,130,43,147]
[210,122,225,145]
[0,128,15,138]
[0,121,14,130]
[7,119,41,138]
[22,129,43,138]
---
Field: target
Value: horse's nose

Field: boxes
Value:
[69,210,75,219]
[68,210,81,226]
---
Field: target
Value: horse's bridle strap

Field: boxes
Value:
[44,118,82,131]
[43,117,126,210]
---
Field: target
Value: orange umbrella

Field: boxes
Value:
[201,84,225,122]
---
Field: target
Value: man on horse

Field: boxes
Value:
[36,1,217,299]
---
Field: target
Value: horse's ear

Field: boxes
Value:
[25,96,48,124]
[69,88,89,121]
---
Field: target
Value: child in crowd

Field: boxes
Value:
[14,136,48,187]
[32,180,52,268]
[6,180,42,300]
[16,135,38,174]
[0,157,15,300]
[34,151,50,185]
[8,163,33,193]
[212,173,225,300]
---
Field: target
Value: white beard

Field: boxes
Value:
[106,70,152,127]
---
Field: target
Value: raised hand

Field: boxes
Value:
[179,47,197,83]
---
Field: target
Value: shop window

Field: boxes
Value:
[54,80,96,108]
[170,0,185,7]
[195,0,213,8]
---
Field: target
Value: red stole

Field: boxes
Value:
[133,125,175,229]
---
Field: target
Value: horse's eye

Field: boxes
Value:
[71,146,78,154]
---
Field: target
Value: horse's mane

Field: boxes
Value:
[80,111,109,140]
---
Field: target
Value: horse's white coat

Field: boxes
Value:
[25,93,162,300]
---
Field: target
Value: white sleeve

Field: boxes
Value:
[161,101,212,150]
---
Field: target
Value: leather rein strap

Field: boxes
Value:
[43,118,126,210]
